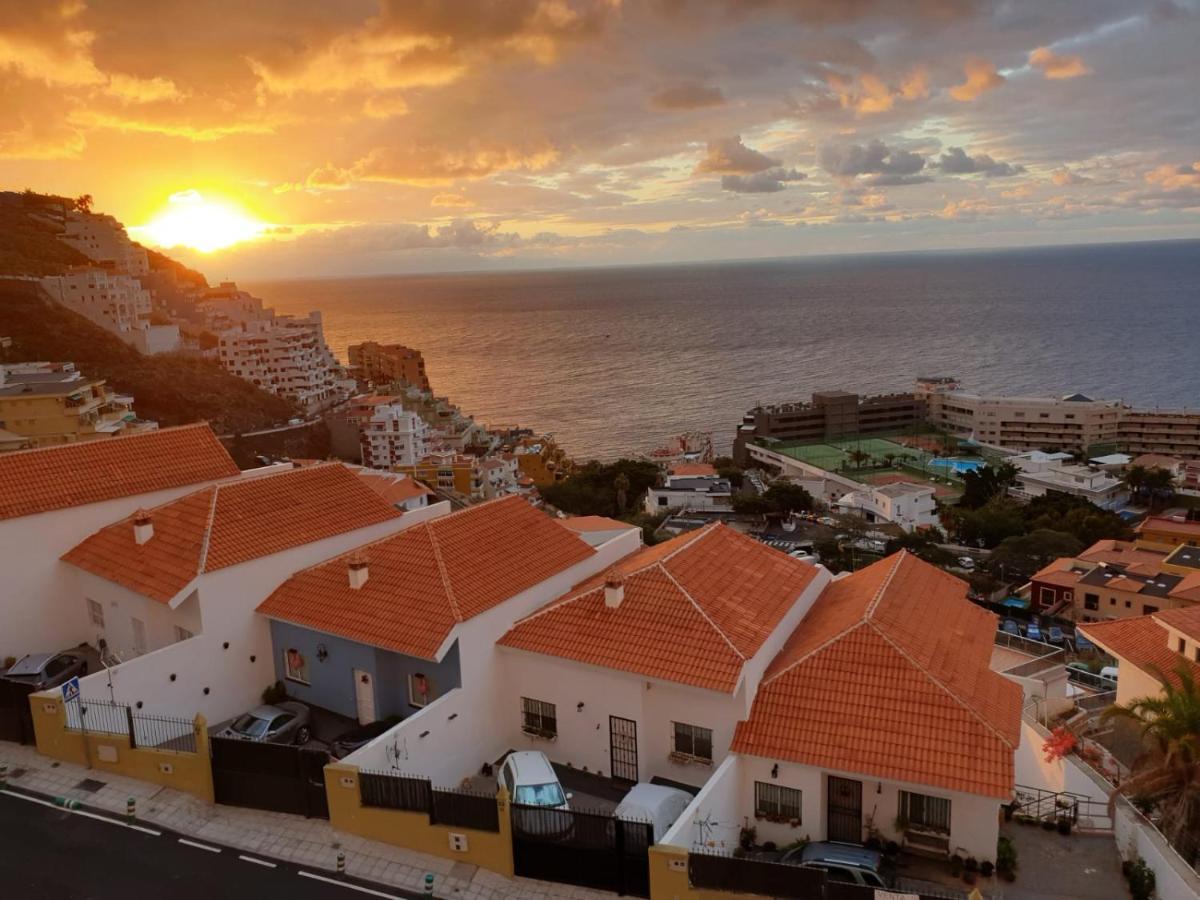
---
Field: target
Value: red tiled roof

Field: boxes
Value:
[731,552,1023,799]
[356,471,432,506]
[669,462,717,477]
[1078,539,1166,568]
[557,516,631,533]
[1138,517,1200,538]
[62,464,402,603]
[497,524,821,693]
[1079,615,1200,689]
[1154,604,1200,641]
[0,423,238,520]
[257,496,596,659]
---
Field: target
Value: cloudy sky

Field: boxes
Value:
[2,0,1199,277]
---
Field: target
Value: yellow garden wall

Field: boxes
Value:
[30,692,214,802]
[324,763,514,877]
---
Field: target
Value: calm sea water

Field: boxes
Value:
[248,241,1200,461]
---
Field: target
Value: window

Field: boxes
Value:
[1084,593,1100,611]
[1038,587,1056,608]
[131,617,146,655]
[898,790,951,834]
[408,672,431,707]
[1179,638,1187,654]
[87,598,105,628]
[672,722,714,762]
[754,782,802,821]
[284,648,309,684]
[173,626,193,643]
[521,697,557,738]
[1144,605,1159,615]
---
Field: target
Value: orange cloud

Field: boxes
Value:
[949,60,1005,102]
[1029,47,1091,80]
[432,192,474,208]
[1146,161,1200,190]
[827,66,928,115]
[105,73,181,104]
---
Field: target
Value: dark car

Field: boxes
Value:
[781,842,893,888]
[1,652,88,690]
[330,718,400,759]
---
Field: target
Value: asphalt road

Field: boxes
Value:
[0,788,421,899]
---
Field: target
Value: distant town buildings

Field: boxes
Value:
[509,433,572,487]
[59,210,149,277]
[349,341,431,392]
[39,268,181,354]
[216,310,347,411]
[397,450,486,500]
[644,462,734,514]
[0,361,155,450]
[1007,450,1128,509]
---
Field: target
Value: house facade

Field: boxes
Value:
[835,481,937,531]
[1078,606,1200,707]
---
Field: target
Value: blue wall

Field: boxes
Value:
[268,619,462,722]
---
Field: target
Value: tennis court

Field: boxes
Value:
[771,433,981,488]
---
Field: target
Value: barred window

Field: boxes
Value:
[755,782,801,821]
[899,790,951,834]
[521,697,557,738]
[672,722,713,762]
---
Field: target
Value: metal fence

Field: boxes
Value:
[359,770,432,813]
[432,787,500,832]
[689,850,825,898]
[65,697,197,753]
[358,770,500,833]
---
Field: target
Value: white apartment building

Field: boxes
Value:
[40,268,180,354]
[1008,451,1129,509]
[835,481,938,531]
[197,282,269,332]
[216,312,345,411]
[59,211,149,277]
[360,399,432,469]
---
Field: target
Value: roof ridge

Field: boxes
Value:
[865,550,907,619]
[196,485,220,575]
[659,522,718,565]
[426,520,463,622]
[869,619,1016,749]
[659,563,746,661]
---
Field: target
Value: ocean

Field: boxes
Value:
[248,240,1200,461]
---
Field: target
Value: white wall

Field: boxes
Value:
[71,571,203,660]
[1115,797,1200,900]
[73,502,450,724]
[663,754,744,852]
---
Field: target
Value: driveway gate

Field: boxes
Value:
[511,802,652,897]
[0,680,36,744]
[210,736,329,818]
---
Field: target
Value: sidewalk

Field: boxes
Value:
[0,741,610,900]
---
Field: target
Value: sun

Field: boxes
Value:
[134,190,266,253]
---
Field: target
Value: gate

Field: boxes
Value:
[609,715,638,782]
[0,680,36,744]
[210,736,329,818]
[827,775,863,844]
[511,803,652,897]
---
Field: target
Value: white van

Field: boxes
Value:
[614,783,694,842]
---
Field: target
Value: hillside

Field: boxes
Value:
[0,280,296,434]
[0,191,90,276]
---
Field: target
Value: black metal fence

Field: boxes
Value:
[689,850,826,898]
[210,736,330,819]
[357,769,501,833]
[66,697,198,753]
[0,679,36,744]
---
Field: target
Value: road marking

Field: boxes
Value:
[238,854,277,868]
[0,789,161,835]
[177,838,221,853]
[297,871,404,898]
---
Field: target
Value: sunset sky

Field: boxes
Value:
[2,0,1199,278]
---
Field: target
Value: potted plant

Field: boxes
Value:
[739,825,757,852]
[997,836,1018,882]
[1004,799,1020,821]
[950,854,964,877]
[965,857,978,873]
[1041,818,1057,831]
[980,860,995,877]
[1057,816,1073,835]
[1126,858,1156,900]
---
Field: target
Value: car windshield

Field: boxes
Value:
[515,782,566,807]
[231,714,270,737]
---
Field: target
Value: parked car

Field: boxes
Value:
[958,556,976,570]
[1073,631,1096,653]
[817,516,836,527]
[216,702,311,745]
[781,842,893,888]
[502,751,573,836]
[330,718,399,759]
[613,783,693,842]
[1100,665,1119,682]
[1,652,87,691]
[1047,625,1065,645]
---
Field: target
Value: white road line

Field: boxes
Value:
[0,789,162,836]
[238,854,277,868]
[297,871,404,898]
[177,838,221,853]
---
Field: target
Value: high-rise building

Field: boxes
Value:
[216,311,346,411]
[358,397,432,470]
[40,268,180,354]
[348,342,431,392]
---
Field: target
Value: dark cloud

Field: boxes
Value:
[819,139,926,178]
[696,135,780,174]
[650,83,726,110]
[936,146,1025,177]
[721,167,807,192]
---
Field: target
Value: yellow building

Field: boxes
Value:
[396,452,484,500]
[1136,516,1200,551]
[0,362,153,449]
[511,434,572,487]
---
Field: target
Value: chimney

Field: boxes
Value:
[133,509,154,545]
[348,553,369,590]
[604,571,625,609]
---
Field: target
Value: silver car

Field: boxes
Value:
[1,652,88,690]
[217,702,311,745]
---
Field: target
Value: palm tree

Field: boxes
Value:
[848,449,870,470]
[1102,664,1200,856]
[614,472,631,513]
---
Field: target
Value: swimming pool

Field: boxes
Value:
[927,457,987,475]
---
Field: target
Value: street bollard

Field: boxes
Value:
[424,873,434,897]
[126,797,136,822]
[0,762,7,787]
[336,850,345,875]
[52,796,81,810]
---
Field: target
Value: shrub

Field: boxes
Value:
[965,857,978,872]
[996,835,1017,877]
[261,680,288,705]
[1057,817,1072,835]
[1126,857,1156,900]
[739,825,757,851]
[980,860,995,877]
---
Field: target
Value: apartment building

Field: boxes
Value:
[40,268,180,354]
[1007,451,1128,509]
[835,481,938,531]
[196,282,269,332]
[0,362,155,448]
[216,311,345,411]
[1118,409,1200,459]
[397,451,486,500]
[733,390,924,465]
[509,434,572,487]
[348,341,431,392]
[59,210,149,277]
[358,397,432,469]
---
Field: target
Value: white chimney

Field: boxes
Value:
[348,554,369,590]
[604,571,625,609]
[133,510,154,545]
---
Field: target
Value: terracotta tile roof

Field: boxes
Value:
[731,552,1023,799]
[1170,573,1200,604]
[669,462,717,477]
[497,524,821,693]
[1153,605,1200,641]
[257,496,595,659]
[1079,615,1200,689]
[0,423,238,521]
[62,464,402,603]
[1138,517,1200,538]
[557,516,632,533]
[356,471,433,506]
[1078,539,1166,568]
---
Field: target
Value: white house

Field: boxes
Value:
[495,524,830,788]
[353,468,434,513]
[1008,452,1128,509]
[644,464,734,515]
[0,424,240,660]
[62,462,448,724]
[835,481,937,531]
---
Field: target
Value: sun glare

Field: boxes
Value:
[136,190,265,253]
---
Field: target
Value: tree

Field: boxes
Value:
[1102,665,1200,859]
[762,481,815,515]
[986,529,1083,582]
[713,455,745,489]
[848,449,871,470]
[1143,467,1177,512]
[540,459,659,518]
[959,463,1018,510]
[74,194,93,213]
[951,496,1028,548]
[1125,465,1148,502]
[614,471,631,513]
